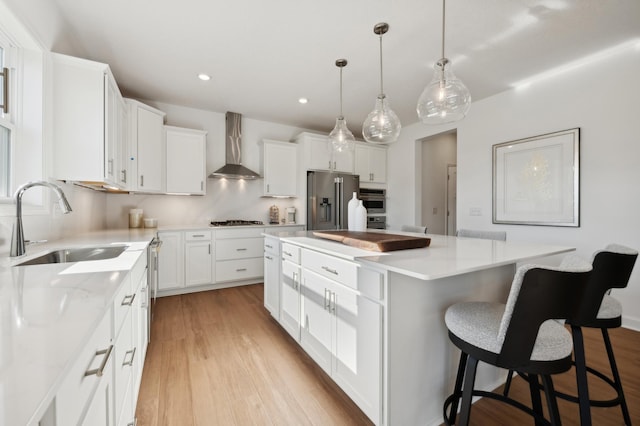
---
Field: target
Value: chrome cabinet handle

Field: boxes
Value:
[265,255,273,260]
[200,181,204,191]
[108,159,113,174]
[324,288,330,310]
[1,67,8,113]
[293,271,298,290]
[236,268,247,272]
[123,347,136,367]
[192,234,205,237]
[121,293,135,306]
[283,250,292,257]
[140,175,144,187]
[267,183,270,193]
[84,345,114,377]
[321,266,338,276]
[330,292,336,313]
[265,244,273,249]
[236,248,247,251]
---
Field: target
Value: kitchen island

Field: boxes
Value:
[0,229,156,426]
[264,230,574,426]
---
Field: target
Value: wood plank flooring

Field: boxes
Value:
[136,284,640,425]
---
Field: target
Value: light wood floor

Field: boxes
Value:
[136,284,639,425]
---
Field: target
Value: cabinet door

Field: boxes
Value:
[81,357,113,426]
[166,127,207,194]
[264,141,297,196]
[368,146,387,183]
[158,232,184,290]
[332,284,382,425]
[136,107,164,192]
[300,269,333,374]
[185,241,213,286]
[117,96,129,188]
[104,74,119,185]
[354,145,369,181]
[280,259,301,341]
[264,238,280,318]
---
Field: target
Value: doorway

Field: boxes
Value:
[420,131,457,234]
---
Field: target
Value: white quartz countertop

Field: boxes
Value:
[0,229,156,426]
[277,231,574,280]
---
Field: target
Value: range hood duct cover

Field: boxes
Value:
[208,112,261,180]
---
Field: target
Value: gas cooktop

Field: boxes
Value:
[210,220,264,227]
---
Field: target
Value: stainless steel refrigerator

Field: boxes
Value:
[307,170,359,230]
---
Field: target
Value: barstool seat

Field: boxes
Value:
[443,257,593,426]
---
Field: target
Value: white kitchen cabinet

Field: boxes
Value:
[298,248,382,425]
[117,95,129,188]
[50,53,125,187]
[215,227,264,283]
[294,132,353,173]
[263,236,281,319]
[158,231,184,291]
[354,143,387,184]
[127,99,166,193]
[280,242,302,341]
[185,230,214,286]
[165,126,207,194]
[263,139,297,197]
[81,357,113,426]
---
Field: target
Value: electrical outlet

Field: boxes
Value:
[470,207,482,216]
[433,207,438,215]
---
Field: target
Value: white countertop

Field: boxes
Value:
[276,231,574,280]
[0,229,156,426]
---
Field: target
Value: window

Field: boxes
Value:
[0,36,15,198]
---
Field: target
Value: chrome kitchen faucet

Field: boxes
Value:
[10,181,73,257]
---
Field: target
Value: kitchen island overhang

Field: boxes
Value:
[266,230,574,426]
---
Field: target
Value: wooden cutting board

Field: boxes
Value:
[312,230,431,252]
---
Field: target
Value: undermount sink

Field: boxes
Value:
[16,245,128,266]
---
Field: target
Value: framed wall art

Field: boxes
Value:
[493,128,580,227]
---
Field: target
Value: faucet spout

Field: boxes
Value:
[10,181,73,257]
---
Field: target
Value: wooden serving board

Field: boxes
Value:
[312,230,431,252]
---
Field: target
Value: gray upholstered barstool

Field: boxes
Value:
[504,243,638,425]
[456,228,507,241]
[443,256,592,425]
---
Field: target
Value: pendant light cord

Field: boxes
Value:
[339,66,344,118]
[379,33,384,95]
[441,0,446,59]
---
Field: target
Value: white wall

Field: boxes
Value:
[104,101,309,229]
[388,44,640,329]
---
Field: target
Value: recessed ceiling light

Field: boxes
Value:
[298,97,308,104]
[198,73,211,81]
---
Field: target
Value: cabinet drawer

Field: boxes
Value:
[264,236,280,256]
[56,312,112,426]
[216,238,263,260]
[216,258,263,282]
[281,243,300,264]
[302,249,358,288]
[114,274,134,337]
[185,230,212,241]
[216,227,264,239]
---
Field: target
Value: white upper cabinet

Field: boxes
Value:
[50,53,125,186]
[263,139,297,197]
[165,126,207,195]
[126,99,166,193]
[354,143,387,184]
[295,132,354,173]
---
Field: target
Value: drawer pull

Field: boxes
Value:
[123,347,136,367]
[324,288,331,310]
[236,248,247,251]
[265,255,273,260]
[266,244,273,249]
[121,293,136,306]
[321,266,339,276]
[236,268,247,272]
[283,251,292,257]
[84,345,114,377]
[192,234,205,238]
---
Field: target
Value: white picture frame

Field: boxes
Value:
[493,128,580,227]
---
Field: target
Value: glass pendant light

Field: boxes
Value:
[328,59,355,154]
[417,0,471,125]
[363,23,401,144]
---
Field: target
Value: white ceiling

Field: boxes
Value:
[47,0,640,136]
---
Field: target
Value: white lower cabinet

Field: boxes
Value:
[280,247,302,340]
[215,228,264,283]
[158,231,184,291]
[293,247,382,425]
[185,230,214,286]
[263,236,281,319]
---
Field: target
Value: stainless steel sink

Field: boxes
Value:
[16,246,128,266]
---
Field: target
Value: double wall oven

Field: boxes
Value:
[360,188,386,229]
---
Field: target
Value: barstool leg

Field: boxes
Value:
[458,356,479,426]
[503,369,514,396]
[572,325,592,426]
[540,374,562,426]
[444,351,469,425]
[602,328,632,425]
[528,374,544,426]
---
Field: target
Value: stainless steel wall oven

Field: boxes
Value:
[359,188,386,214]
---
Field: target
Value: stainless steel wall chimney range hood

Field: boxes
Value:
[208,112,261,180]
